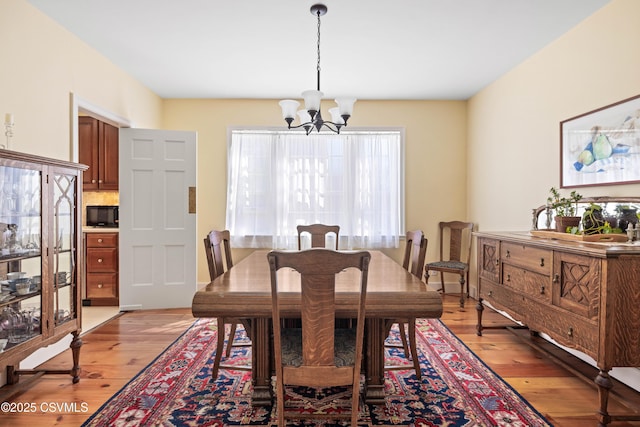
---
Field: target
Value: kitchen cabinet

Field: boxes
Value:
[78,116,118,191]
[85,232,118,306]
[0,150,86,397]
[475,231,640,426]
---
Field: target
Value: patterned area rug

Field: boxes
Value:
[82,318,552,426]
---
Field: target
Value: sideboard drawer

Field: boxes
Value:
[479,278,527,323]
[501,242,552,275]
[502,264,552,303]
[541,312,598,356]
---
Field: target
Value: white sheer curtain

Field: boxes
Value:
[226,129,403,249]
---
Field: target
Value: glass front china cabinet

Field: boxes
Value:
[0,150,86,396]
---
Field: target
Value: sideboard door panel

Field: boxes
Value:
[553,252,600,321]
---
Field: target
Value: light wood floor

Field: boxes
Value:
[2,294,639,426]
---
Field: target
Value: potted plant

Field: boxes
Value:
[547,187,582,232]
[615,205,639,231]
[582,203,606,235]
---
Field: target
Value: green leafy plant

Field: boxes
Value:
[547,187,582,217]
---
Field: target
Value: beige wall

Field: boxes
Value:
[163,99,467,282]
[0,1,163,160]
[467,0,640,294]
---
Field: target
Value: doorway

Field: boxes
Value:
[71,93,131,329]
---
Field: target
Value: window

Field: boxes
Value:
[226,129,404,249]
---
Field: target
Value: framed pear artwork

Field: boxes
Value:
[560,94,640,188]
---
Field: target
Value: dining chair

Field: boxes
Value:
[203,229,251,379]
[297,224,340,250]
[384,230,427,379]
[267,248,370,427]
[425,221,474,308]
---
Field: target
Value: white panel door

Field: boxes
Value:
[118,128,197,310]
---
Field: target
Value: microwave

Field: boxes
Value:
[86,205,119,228]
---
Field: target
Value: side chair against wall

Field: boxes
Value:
[425,221,474,308]
[203,229,251,379]
[268,249,371,427]
[384,230,427,379]
[297,224,340,250]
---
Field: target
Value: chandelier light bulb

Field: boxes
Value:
[328,107,344,125]
[297,109,312,124]
[279,100,300,121]
[301,90,323,115]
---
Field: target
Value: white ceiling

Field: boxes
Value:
[27,0,610,100]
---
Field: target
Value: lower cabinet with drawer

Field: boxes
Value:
[85,232,119,306]
[475,231,640,426]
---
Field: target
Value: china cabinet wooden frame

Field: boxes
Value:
[0,150,86,398]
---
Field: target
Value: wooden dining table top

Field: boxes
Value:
[192,249,443,319]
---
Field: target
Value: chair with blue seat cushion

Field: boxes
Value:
[297,224,340,250]
[204,229,251,379]
[268,248,370,427]
[384,230,427,379]
[425,221,474,308]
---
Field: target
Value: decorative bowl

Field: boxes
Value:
[6,272,26,281]
[16,281,32,295]
[8,277,30,292]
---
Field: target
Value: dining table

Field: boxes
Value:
[191,249,443,406]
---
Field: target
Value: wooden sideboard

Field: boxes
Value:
[475,231,640,426]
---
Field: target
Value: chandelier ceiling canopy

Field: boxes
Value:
[279,4,356,135]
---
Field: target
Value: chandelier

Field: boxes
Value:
[279,4,356,135]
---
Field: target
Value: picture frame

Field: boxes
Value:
[560,94,640,188]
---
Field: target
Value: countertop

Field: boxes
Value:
[82,227,119,233]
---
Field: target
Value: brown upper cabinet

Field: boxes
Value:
[79,116,119,191]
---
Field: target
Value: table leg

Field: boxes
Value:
[251,318,272,406]
[364,318,386,404]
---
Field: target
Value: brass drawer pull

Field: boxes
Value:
[98,258,103,263]
[98,238,103,243]
[98,283,103,288]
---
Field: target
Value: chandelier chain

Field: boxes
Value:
[316,9,321,91]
